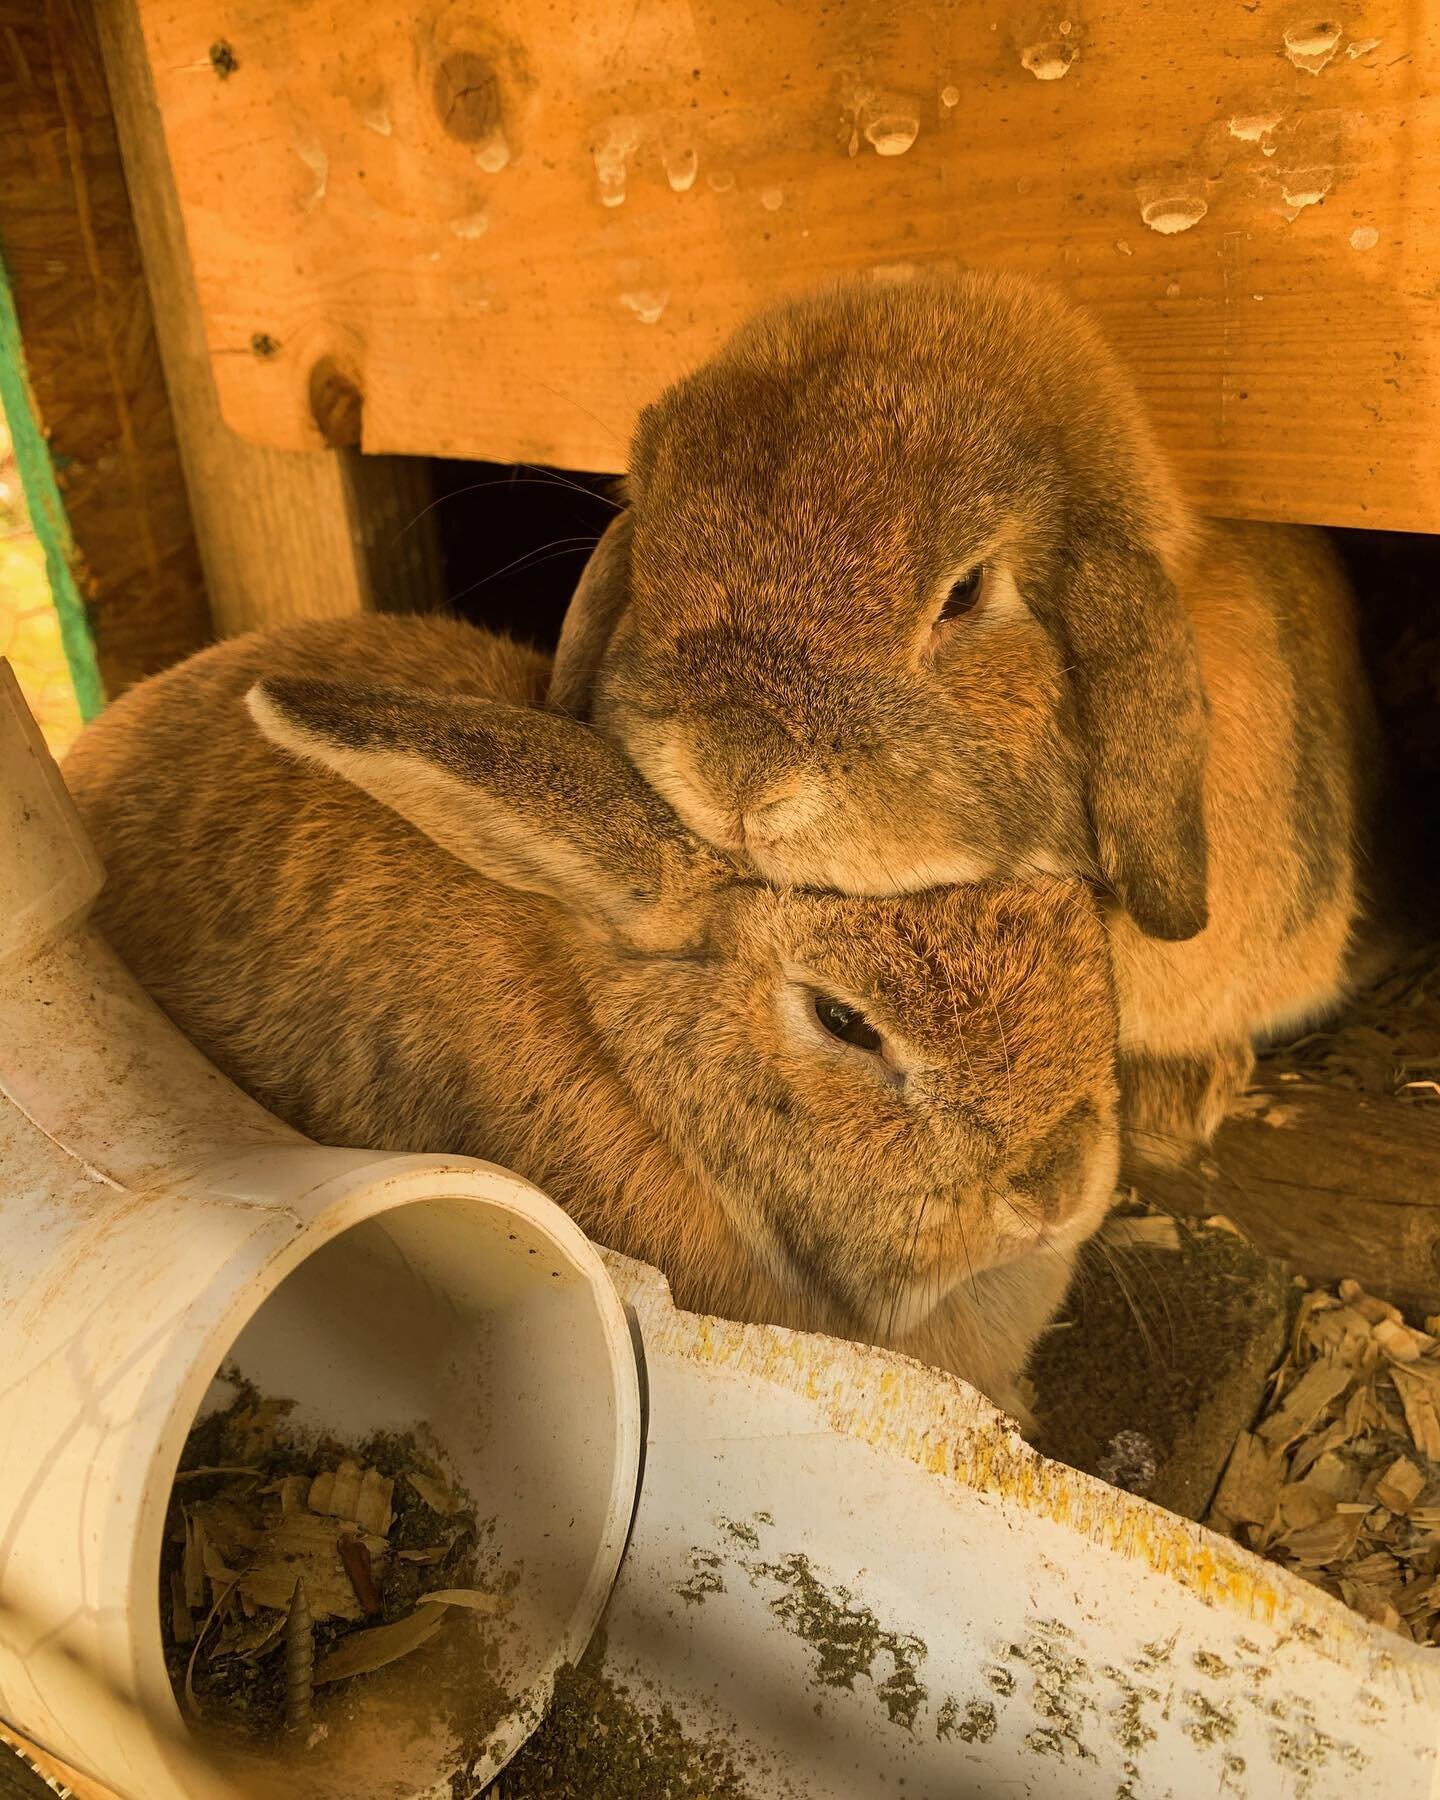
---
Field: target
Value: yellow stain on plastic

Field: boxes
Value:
[634,1282,1417,1678]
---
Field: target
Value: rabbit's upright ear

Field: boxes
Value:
[246,677,723,943]
[548,511,635,719]
[1047,526,1210,940]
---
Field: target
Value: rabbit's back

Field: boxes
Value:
[63,616,555,1147]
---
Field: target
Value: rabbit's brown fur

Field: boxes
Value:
[548,271,1381,1169]
[63,616,1121,1424]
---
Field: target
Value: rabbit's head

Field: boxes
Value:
[550,269,1209,941]
[250,678,1120,1345]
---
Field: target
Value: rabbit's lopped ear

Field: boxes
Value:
[547,510,634,719]
[1045,531,1210,941]
[246,677,722,943]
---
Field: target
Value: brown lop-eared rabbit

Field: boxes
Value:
[64,617,1121,1427]
[548,269,1382,1167]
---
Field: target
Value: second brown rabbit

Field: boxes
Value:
[63,615,1121,1427]
[548,269,1382,1168]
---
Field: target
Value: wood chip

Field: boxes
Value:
[1257,1359,1352,1450]
[183,1513,207,1611]
[313,1602,447,1684]
[1208,1270,1440,1649]
[337,1532,381,1616]
[1374,1319,1427,1362]
[169,1569,195,1646]
[1289,1420,1348,1481]
[1399,1577,1440,1618]
[263,1476,311,1514]
[1275,1483,1339,1533]
[1339,1579,1402,1631]
[1339,1279,1403,1326]
[404,1470,463,1516]
[1212,1432,1286,1527]
[421,1588,501,1613]
[201,1539,239,1589]
[1102,1215,1182,1251]
[1375,1456,1427,1515]
[1202,1213,1243,1236]
[1300,1449,1362,1501]
[1277,1510,1367,1567]
[1347,1550,1405,1590]
[1341,1381,1374,1438]
[1305,1306,1374,1360]
[238,1511,389,1622]
[192,1497,262,1563]
[1392,1367,1440,1462]
[308,1460,395,1538]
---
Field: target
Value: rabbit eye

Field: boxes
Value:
[937,566,985,623]
[814,995,882,1053]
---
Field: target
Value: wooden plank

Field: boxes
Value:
[92,0,442,637]
[122,0,1439,530]
[1,1725,118,1800]
[0,0,207,696]
[1136,1074,1440,1316]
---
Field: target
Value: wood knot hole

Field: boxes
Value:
[309,358,364,449]
[433,51,501,143]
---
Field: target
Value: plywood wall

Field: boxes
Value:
[129,0,1439,530]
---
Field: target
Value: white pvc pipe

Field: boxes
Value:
[0,663,643,1800]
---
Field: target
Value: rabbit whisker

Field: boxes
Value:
[987,994,1015,1153]
[886,1188,931,1340]
[1087,1235,1166,1365]
[393,476,616,543]
[518,460,625,508]
[444,541,598,609]
[519,376,629,452]
[940,959,980,1093]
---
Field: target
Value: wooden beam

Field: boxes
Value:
[118,0,1440,531]
[1,1726,117,1800]
[0,0,207,697]
[90,0,442,637]
[1136,1075,1440,1317]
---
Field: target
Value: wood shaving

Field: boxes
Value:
[405,1469,464,1515]
[1100,1215,1182,1252]
[1211,1431,1285,1528]
[423,1587,502,1613]
[308,1458,395,1537]
[169,1569,195,1646]
[313,1601,447,1684]
[1391,1367,1440,1460]
[182,1513,207,1610]
[1256,1360,1351,1451]
[161,1383,494,1747]
[235,1510,389,1620]
[337,1531,382,1616]
[1263,943,1439,1106]
[1207,1276,1440,1644]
